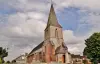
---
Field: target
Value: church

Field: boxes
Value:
[27,4,72,64]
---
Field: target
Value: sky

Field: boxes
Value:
[0,0,100,61]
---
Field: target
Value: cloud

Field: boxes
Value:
[53,0,100,12]
[63,30,82,45]
[2,11,47,60]
[76,10,100,37]
[0,13,46,61]
[0,0,48,60]
[63,30,85,55]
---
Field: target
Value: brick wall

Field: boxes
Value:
[27,54,34,64]
[45,42,56,63]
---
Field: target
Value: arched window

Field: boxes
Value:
[52,45,55,55]
[45,46,46,53]
[55,29,58,38]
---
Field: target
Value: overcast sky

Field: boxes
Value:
[0,0,100,61]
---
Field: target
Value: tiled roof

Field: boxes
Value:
[28,41,44,56]
[12,55,25,61]
[71,54,81,58]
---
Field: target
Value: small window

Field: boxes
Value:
[45,46,46,53]
[55,29,58,38]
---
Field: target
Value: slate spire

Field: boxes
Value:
[45,3,62,30]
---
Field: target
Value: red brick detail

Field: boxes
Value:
[27,54,34,64]
[45,42,56,63]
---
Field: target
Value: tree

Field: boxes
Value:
[0,47,8,63]
[0,58,2,64]
[83,32,100,64]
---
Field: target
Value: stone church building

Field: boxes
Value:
[27,4,72,64]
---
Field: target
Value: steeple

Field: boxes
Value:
[44,2,64,49]
[45,3,62,30]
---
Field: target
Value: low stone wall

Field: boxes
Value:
[31,62,72,64]
[9,62,73,64]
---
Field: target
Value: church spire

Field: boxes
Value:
[45,2,62,30]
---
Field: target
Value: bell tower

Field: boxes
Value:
[44,4,64,48]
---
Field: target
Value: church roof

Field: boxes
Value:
[28,41,44,56]
[71,54,82,58]
[12,55,25,62]
[55,43,68,54]
[45,4,62,30]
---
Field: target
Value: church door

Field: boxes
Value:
[62,55,66,63]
